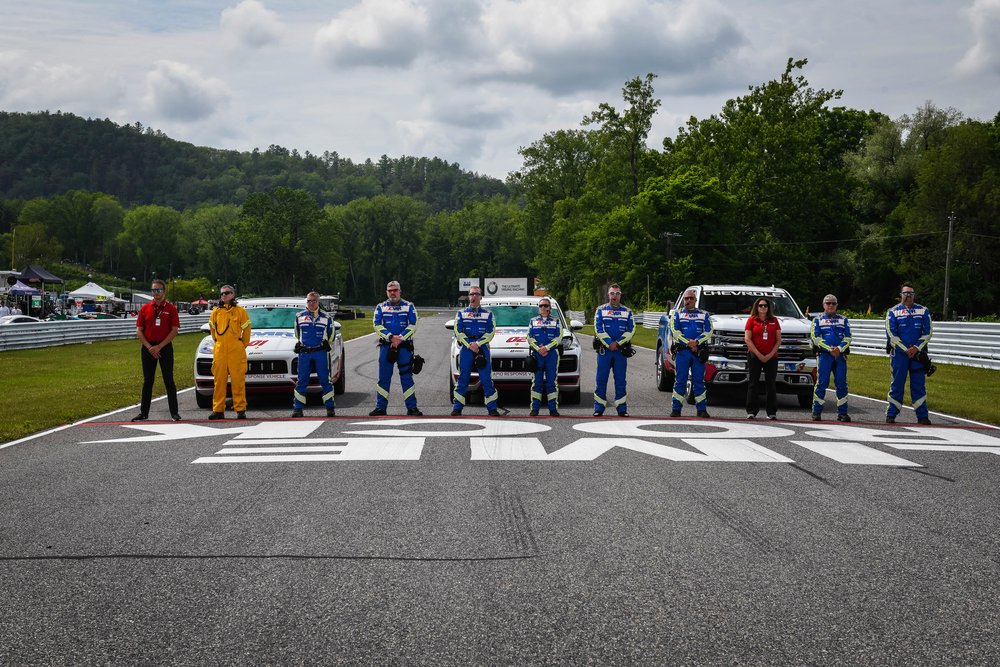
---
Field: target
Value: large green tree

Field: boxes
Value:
[231,188,341,295]
[118,204,182,281]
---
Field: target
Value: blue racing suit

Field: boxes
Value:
[669,307,713,412]
[293,308,335,410]
[453,306,498,412]
[593,302,635,415]
[885,302,933,419]
[528,314,564,413]
[810,313,852,415]
[372,298,419,411]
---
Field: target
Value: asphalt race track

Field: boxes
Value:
[3,314,999,665]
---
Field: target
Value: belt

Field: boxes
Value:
[300,345,324,353]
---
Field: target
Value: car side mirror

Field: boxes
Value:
[200,322,211,332]
[334,321,342,330]
[445,319,455,330]
[569,319,583,331]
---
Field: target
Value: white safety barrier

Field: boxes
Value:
[559,308,999,370]
[0,314,210,352]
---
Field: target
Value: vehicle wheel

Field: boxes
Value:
[333,354,346,395]
[655,346,673,392]
[798,391,813,409]
[195,391,212,409]
[561,387,582,405]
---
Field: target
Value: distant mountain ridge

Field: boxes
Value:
[0,110,508,210]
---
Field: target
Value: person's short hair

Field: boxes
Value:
[824,294,838,304]
[306,291,320,299]
[151,279,166,289]
[900,281,914,292]
[609,283,621,292]
[386,280,401,290]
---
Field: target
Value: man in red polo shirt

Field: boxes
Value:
[132,278,181,421]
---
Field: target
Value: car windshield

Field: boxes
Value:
[487,304,564,327]
[247,307,300,329]
[696,291,804,318]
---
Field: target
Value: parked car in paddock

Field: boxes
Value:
[0,315,43,325]
[193,297,345,409]
[445,296,584,404]
[656,285,817,408]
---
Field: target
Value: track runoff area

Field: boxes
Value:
[3,315,1000,664]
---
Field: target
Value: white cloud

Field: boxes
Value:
[0,50,126,113]
[474,0,745,94]
[220,0,285,49]
[141,60,230,122]
[314,0,430,67]
[956,0,1000,76]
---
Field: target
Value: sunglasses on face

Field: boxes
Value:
[220,291,233,295]
[756,303,769,308]
[609,291,621,296]
[306,299,319,303]
[151,288,164,293]
[387,288,400,293]
[901,291,915,296]
[469,293,481,297]
[824,302,837,306]
[539,304,551,308]
[683,296,695,300]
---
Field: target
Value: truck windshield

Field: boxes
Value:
[487,305,564,327]
[697,291,804,318]
[248,307,300,329]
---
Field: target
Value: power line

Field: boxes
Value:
[673,231,943,249]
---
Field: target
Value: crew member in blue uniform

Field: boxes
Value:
[452,286,500,416]
[885,282,933,424]
[669,289,713,418]
[369,280,422,417]
[528,297,564,416]
[810,293,852,422]
[593,283,635,417]
[291,291,336,418]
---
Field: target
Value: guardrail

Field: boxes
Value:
[846,319,1000,370]
[0,314,210,352]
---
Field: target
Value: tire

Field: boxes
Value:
[798,391,813,409]
[195,390,212,409]
[655,346,674,392]
[333,353,346,395]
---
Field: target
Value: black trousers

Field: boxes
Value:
[746,355,778,417]
[140,343,179,416]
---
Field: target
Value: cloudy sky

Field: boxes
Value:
[2,0,999,179]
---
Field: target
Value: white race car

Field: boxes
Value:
[445,296,584,404]
[193,297,345,409]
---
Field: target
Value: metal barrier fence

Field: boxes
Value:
[0,314,210,352]
[569,310,999,370]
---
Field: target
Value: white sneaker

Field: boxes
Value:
[746,413,755,420]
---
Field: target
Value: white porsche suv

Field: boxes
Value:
[194,297,345,409]
[445,296,584,404]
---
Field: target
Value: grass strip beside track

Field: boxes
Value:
[0,315,375,444]
[580,325,999,425]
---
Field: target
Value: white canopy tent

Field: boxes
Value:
[68,282,116,300]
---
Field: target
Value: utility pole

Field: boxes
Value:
[943,211,955,320]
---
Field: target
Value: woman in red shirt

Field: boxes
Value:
[744,297,782,419]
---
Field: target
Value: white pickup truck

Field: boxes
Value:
[656,285,817,408]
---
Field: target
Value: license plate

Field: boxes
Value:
[249,373,288,380]
[491,371,530,379]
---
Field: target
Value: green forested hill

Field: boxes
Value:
[0,111,507,210]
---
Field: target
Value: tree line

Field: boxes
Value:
[1,59,998,316]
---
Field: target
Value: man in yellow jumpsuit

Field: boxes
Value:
[208,285,251,419]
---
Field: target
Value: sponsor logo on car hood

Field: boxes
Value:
[198,330,297,355]
[490,327,530,350]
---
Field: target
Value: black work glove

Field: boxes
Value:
[294,342,302,354]
[322,339,331,351]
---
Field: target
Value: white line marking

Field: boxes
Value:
[217,446,345,454]
[791,440,923,466]
[0,388,194,450]
[193,455,347,463]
